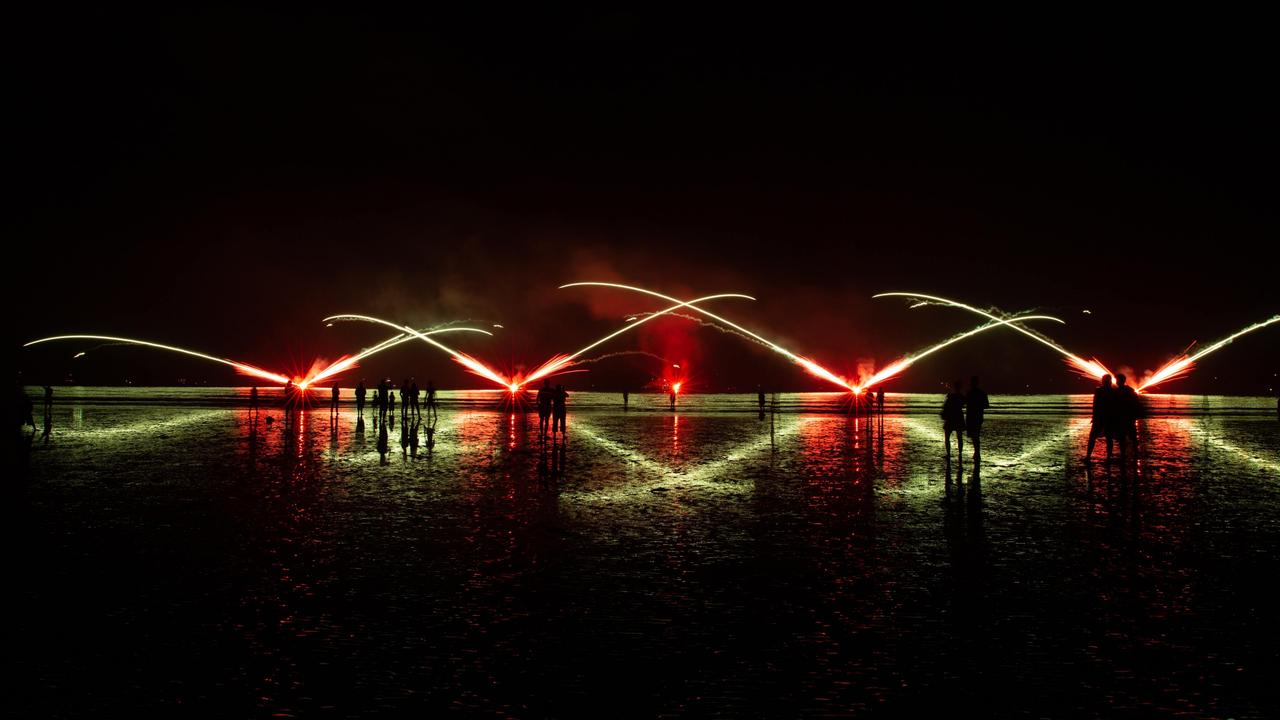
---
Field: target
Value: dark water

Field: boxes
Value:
[13,389,1280,717]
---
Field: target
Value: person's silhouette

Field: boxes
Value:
[669,388,677,412]
[249,385,259,414]
[410,379,420,418]
[331,384,340,417]
[876,387,885,415]
[758,389,766,414]
[356,379,367,418]
[941,379,966,466]
[966,376,990,464]
[425,380,437,421]
[537,379,553,437]
[1114,373,1140,455]
[623,390,629,410]
[400,379,409,422]
[1086,374,1115,462]
[43,385,53,417]
[553,384,568,434]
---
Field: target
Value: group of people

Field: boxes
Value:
[354,378,437,425]
[536,380,569,436]
[1086,373,1143,461]
[941,376,990,463]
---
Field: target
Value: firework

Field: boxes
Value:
[1139,314,1280,391]
[23,334,294,386]
[518,291,756,387]
[874,292,1112,381]
[560,282,857,391]
[858,314,1065,390]
[304,326,493,387]
[321,314,507,388]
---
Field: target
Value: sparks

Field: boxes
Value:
[856,315,1066,390]
[874,292,1110,381]
[1139,314,1280,391]
[562,282,856,391]
[518,289,756,388]
[304,325,493,387]
[322,314,506,388]
[23,334,294,386]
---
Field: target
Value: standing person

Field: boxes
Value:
[941,380,966,464]
[378,379,389,425]
[43,385,53,418]
[1114,374,1141,454]
[356,379,367,418]
[1086,374,1115,462]
[758,389,766,414]
[388,386,396,420]
[876,387,885,415]
[537,379,553,437]
[622,390,629,410]
[283,379,295,411]
[966,376,990,463]
[425,380,437,421]
[250,386,259,414]
[331,384,340,417]
[400,379,409,422]
[410,379,420,419]
[553,384,568,435]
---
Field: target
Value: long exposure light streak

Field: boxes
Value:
[1139,314,1280,391]
[519,291,755,387]
[23,334,294,386]
[323,314,508,388]
[560,283,857,391]
[875,292,1112,381]
[306,326,494,387]
[858,314,1065,390]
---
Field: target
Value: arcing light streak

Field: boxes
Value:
[322,314,506,387]
[305,326,493,387]
[561,282,856,391]
[1139,314,1280,391]
[858,314,1065,390]
[23,334,293,386]
[874,292,1112,381]
[519,291,755,387]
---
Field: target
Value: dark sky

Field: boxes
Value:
[13,7,1279,393]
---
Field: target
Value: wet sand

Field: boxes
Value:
[13,390,1280,717]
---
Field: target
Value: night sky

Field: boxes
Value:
[14,8,1279,393]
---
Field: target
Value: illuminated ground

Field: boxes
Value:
[13,389,1280,716]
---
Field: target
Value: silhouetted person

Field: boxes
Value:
[356,379,367,418]
[283,380,295,410]
[1086,374,1115,462]
[942,380,966,464]
[1114,374,1140,454]
[331,385,340,416]
[758,390,766,413]
[377,379,389,424]
[553,384,568,434]
[249,385,259,414]
[537,379,553,436]
[425,380,437,421]
[966,376,990,462]
[669,388,677,412]
[410,379,420,418]
[877,387,885,414]
[388,389,396,419]
[43,385,53,417]
[623,390,629,409]
[400,379,409,422]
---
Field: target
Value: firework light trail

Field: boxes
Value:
[874,292,1112,381]
[560,283,858,391]
[23,335,294,386]
[518,292,756,388]
[322,314,508,388]
[1139,314,1280,391]
[858,314,1067,390]
[305,325,494,387]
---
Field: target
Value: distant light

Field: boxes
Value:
[73,352,86,358]
[325,323,334,327]
[1082,309,1092,315]
[493,324,504,329]
[625,317,637,322]
[672,364,680,369]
